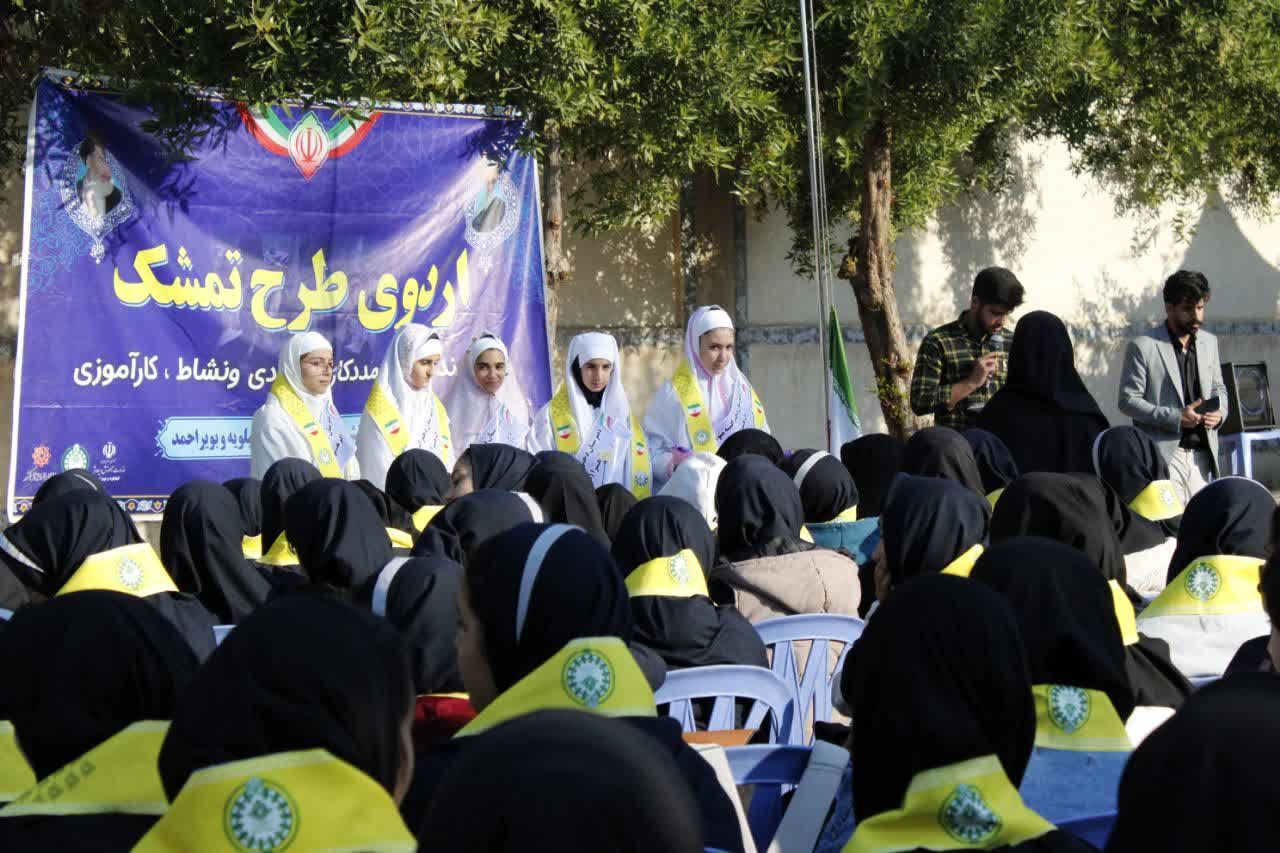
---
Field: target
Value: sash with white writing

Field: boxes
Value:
[133,749,415,852]
[364,380,452,465]
[456,637,655,739]
[549,386,652,498]
[1,721,169,817]
[1031,685,1132,752]
[56,543,178,598]
[269,376,345,477]
[844,755,1054,852]
[672,359,766,454]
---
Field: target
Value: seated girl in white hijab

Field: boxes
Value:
[528,332,651,496]
[356,323,453,490]
[250,332,358,480]
[444,332,531,456]
[644,305,767,489]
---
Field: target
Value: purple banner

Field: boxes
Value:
[10,73,550,517]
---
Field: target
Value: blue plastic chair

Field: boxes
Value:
[654,665,802,745]
[755,614,865,738]
[724,745,813,851]
[1057,812,1116,848]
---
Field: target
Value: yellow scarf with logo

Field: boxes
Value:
[1128,479,1184,522]
[56,544,178,599]
[269,376,343,477]
[0,721,169,817]
[133,749,415,852]
[548,385,652,498]
[1031,685,1132,752]
[456,637,656,739]
[1142,554,1265,618]
[844,755,1054,852]
[0,722,36,802]
[364,379,452,464]
[257,532,300,567]
[671,358,766,454]
[625,549,710,598]
[940,544,985,579]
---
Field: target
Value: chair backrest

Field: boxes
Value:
[754,614,865,736]
[1056,812,1116,848]
[654,665,802,745]
[725,745,812,850]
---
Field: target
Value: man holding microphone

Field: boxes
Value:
[910,267,1025,431]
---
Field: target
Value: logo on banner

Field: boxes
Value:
[237,105,380,180]
[102,441,117,461]
[32,445,51,469]
[61,444,90,471]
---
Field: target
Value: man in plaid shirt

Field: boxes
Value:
[910,267,1025,431]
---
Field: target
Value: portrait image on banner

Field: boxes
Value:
[10,71,551,517]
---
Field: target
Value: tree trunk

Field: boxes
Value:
[839,119,922,439]
[541,122,571,362]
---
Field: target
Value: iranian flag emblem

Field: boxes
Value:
[303,421,320,437]
[385,418,402,436]
[687,402,703,419]
[238,105,380,180]
[557,424,573,440]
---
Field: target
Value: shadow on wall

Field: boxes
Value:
[1180,192,1280,323]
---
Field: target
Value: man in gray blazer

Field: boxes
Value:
[1119,270,1227,503]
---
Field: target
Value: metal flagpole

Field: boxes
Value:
[797,0,834,438]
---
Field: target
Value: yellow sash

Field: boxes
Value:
[386,527,415,550]
[547,386,651,498]
[365,380,452,463]
[671,359,766,454]
[0,722,36,802]
[940,544,985,578]
[1141,554,1264,618]
[986,488,1004,510]
[56,544,177,598]
[269,376,343,477]
[257,532,300,567]
[1,721,168,816]
[412,505,445,532]
[1106,580,1140,646]
[844,755,1054,852]
[1032,685,1132,752]
[1129,479,1183,522]
[829,505,859,523]
[625,549,710,598]
[241,534,263,561]
[133,749,415,853]
[456,637,656,738]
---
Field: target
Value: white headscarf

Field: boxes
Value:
[376,323,445,443]
[565,332,630,437]
[444,332,530,453]
[658,452,726,530]
[684,305,756,441]
[277,330,355,468]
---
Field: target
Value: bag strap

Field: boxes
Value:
[770,740,849,853]
[691,743,758,853]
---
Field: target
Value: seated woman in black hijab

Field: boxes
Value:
[31,467,107,506]
[0,591,198,851]
[819,575,1092,853]
[385,448,451,532]
[611,496,767,673]
[351,479,417,551]
[716,427,784,465]
[255,457,320,575]
[1138,476,1273,678]
[873,474,990,601]
[524,451,610,542]
[411,488,543,565]
[161,481,272,625]
[902,426,987,496]
[991,472,1190,708]
[979,311,1109,475]
[221,477,264,559]
[0,491,216,660]
[964,428,1020,508]
[284,479,394,595]
[972,539,1136,823]
[780,449,868,551]
[405,523,745,852]
[141,595,418,850]
[421,710,703,853]
[1108,673,1280,853]
[711,455,860,629]
[446,442,537,500]
[840,434,904,518]
[595,483,638,542]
